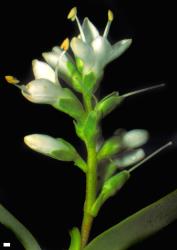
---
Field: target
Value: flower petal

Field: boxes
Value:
[32,59,56,84]
[115,149,145,168]
[24,134,63,155]
[91,36,112,68]
[82,17,99,44]
[71,37,95,73]
[42,50,76,85]
[123,129,149,148]
[108,39,132,63]
[22,79,61,104]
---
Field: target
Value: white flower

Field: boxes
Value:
[69,7,132,76]
[21,59,64,104]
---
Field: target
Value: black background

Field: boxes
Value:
[0,0,177,249]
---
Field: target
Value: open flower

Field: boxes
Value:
[5,59,85,121]
[69,7,132,77]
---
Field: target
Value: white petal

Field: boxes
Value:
[42,51,75,84]
[82,17,99,44]
[71,37,95,73]
[115,149,145,168]
[22,79,61,104]
[91,36,112,68]
[42,52,59,68]
[108,39,132,63]
[123,129,149,148]
[24,134,63,155]
[32,59,56,84]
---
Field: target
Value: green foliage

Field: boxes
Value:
[53,88,86,121]
[85,189,177,250]
[0,205,41,250]
[51,138,77,161]
[82,72,97,94]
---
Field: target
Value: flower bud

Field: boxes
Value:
[114,149,145,168]
[22,79,62,104]
[24,134,76,161]
[123,129,149,148]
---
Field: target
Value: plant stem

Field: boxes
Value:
[81,141,97,248]
[81,94,97,248]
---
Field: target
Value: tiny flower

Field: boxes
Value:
[42,38,82,92]
[69,7,132,77]
[24,134,76,161]
[21,59,63,104]
[5,59,85,121]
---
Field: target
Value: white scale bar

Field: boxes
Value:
[3,243,11,247]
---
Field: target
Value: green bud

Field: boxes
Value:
[97,135,122,162]
[91,170,130,216]
[53,88,86,122]
[96,92,124,119]
[76,57,84,73]
[102,170,130,198]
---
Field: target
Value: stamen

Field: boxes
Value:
[67,7,77,21]
[67,6,86,42]
[5,75,20,84]
[122,83,165,98]
[103,9,114,38]
[129,141,173,173]
[108,9,114,22]
[54,41,69,86]
[60,38,70,51]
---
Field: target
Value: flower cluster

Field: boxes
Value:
[5,6,170,206]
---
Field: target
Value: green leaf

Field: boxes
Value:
[0,204,41,250]
[51,138,77,161]
[83,111,99,143]
[85,189,177,250]
[54,88,86,121]
[83,72,97,94]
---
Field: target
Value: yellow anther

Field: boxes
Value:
[108,9,114,22]
[67,7,77,21]
[60,38,70,51]
[5,75,20,84]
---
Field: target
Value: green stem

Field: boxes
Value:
[81,142,97,248]
[83,93,92,113]
[80,94,97,248]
